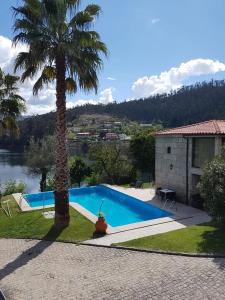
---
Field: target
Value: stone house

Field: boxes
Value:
[155,120,225,204]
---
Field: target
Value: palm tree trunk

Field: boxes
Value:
[54,54,70,228]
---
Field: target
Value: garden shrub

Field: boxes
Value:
[45,176,56,191]
[2,179,26,196]
[85,173,101,186]
[198,149,225,224]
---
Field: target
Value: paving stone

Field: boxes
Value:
[0,239,225,300]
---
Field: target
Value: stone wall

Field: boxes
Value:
[155,136,187,202]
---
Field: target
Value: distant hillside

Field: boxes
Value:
[65,79,225,126]
[2,79,225,147]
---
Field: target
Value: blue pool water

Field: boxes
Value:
[24,185,173,227]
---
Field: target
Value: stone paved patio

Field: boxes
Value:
[0,239,225,300]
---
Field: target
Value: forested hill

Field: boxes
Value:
[65,79,225,127]
[2,80,225,147]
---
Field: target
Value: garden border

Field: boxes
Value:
[1,237,225,259]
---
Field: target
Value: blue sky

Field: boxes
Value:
[1,0,225,114]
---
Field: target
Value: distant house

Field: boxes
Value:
[105,133,118,141]
[140,123,153,128]
[119,134,131,141]
[71,127,81,133]
[76,132,91,140]
[155,120,225,204]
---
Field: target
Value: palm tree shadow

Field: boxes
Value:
[0,226,64,281]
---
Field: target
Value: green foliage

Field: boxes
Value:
[198,148,225,223]
[0,68,26,137]
[67,131,76,140]
[89,143,134,184]
[45,176,56,192]
[85,172,101,186]
[26,136,55,173]
[130,133,155,177]
[70,156,91,187]
[2,179,26,196]
[25,136,55,191]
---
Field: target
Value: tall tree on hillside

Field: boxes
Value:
[70,156,91,187]
[130,133,155,180]
[0,68,26,137]
[13,0,107,227]
[26,136,55,192]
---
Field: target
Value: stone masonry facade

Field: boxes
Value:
[155,135,223,204]
[155,136,187,202]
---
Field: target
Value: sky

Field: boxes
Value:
[1,0,225,115]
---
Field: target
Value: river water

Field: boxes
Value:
[0,149,40,193]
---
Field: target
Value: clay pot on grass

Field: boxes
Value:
[95,212,108,235]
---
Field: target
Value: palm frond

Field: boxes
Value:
[12,0,108,98]
[33,66,55,95]
[66,77,77,93]
[21,65,37,82]
[14,52,31,72]
[85,4,101,17]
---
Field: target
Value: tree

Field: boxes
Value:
[198,148,225,224]
[0,68,26,137]
[89,143,134,184]
[13,0,107,227]
[26,136,55,192]
[130,133,155,180]
[70,156,91,187]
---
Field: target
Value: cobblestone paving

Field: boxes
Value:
[0,239,225,300]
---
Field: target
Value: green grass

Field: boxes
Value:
[116,223,225,254]
[0,196,95,242]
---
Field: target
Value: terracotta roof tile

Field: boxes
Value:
[156,120,225,136]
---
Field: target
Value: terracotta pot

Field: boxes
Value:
[95,216,108,234]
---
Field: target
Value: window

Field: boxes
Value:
[167,146,171,154]
[192,138,215,168]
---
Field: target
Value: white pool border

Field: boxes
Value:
[12,186,180,234]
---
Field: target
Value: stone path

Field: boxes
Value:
[1,239,225,300]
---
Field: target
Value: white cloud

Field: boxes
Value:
[0,35,115,115]
[107,77,116,81]
[151,18,160,24]
[132,58,225,98]
[0,35,55,115]
[67,88,115,109]
[99,88,115,104]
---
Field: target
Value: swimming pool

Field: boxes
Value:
[24,185,173,227]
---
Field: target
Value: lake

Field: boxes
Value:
[0,149,40,193]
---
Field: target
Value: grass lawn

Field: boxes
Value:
[116,223,225,254]
[0,196,95,242]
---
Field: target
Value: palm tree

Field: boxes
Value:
[13,0,107,227]
[0,68,26,137]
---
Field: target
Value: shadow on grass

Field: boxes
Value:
[0,226,64,281]
[197,223,225,269]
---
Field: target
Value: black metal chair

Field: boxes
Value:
[130,180,143,188]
